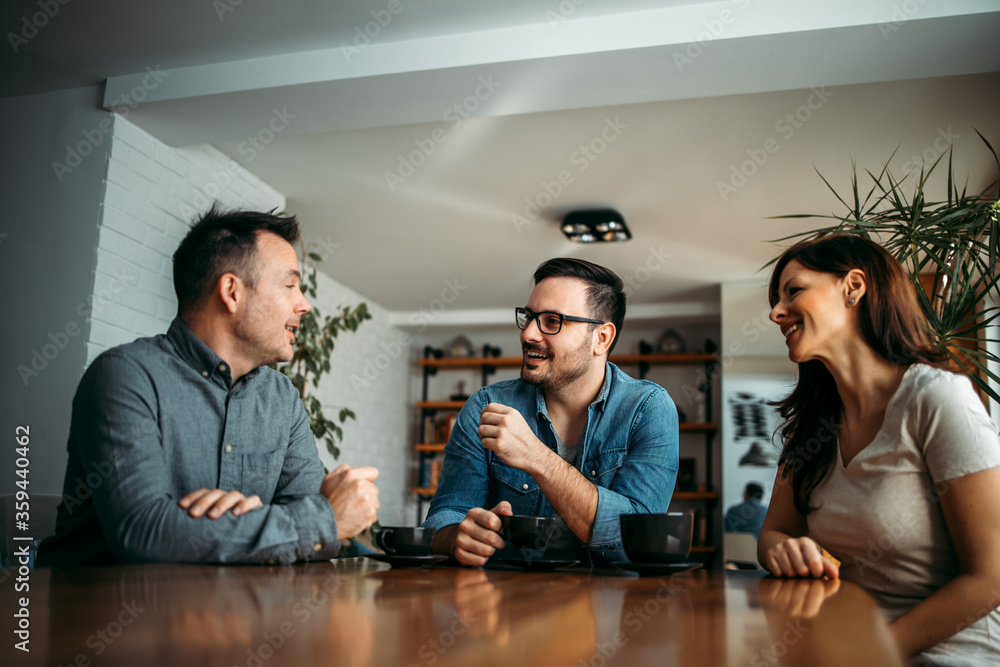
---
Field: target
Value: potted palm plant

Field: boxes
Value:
[770,131,1000,403]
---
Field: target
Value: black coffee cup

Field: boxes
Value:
[500,515,559,549]
[619,512,693,563]
[374,526,434,556]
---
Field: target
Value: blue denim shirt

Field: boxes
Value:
[423,363,679,564]
[37,318,340,567]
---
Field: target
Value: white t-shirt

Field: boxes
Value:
[807,364,1000,665]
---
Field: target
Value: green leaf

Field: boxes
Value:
[326,438,341,461]
[273,240,371,462]
[768,133,1000,399]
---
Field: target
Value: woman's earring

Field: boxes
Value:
[848,297,856,306]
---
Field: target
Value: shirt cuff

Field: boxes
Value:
[587,486,632,563]
[422,509,466,533]
[286,494,342,563]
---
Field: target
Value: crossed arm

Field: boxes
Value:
[177,464,379,542]
[72,353,378,564]
[179,488,263,519]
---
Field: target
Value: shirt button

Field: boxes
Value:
[219,363,227,372]
[202,370,209,377]
[225,445,232,453]
[522,483,529,490]
[590,470,597,477]
[313,543,322,551]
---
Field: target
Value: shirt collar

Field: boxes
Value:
[534,361,614,421]
[166,317,260,388]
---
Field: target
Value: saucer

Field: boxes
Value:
[365,553,448,568]
[614,561,701,576]
[499,558,580,571]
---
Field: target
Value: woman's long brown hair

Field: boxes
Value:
[767,235,948,514]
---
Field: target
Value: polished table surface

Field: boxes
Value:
[4,558,904,667]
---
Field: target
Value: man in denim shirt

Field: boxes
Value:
[424,258,679,566]
[38,207,379,566]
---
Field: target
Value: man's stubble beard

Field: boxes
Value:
[233,293,291,370]
[520,337,592,392]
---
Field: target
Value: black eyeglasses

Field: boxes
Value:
[515,307,604,335]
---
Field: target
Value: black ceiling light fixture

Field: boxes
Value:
[561,209,631,243]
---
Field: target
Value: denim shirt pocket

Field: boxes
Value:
[242,450,283,503]
[488,458,540,514]
[582,448,627,488]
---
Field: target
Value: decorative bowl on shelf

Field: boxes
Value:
[444,335,475,358]
[656,329,686,353]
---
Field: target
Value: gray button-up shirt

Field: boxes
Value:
[37,318,340,566]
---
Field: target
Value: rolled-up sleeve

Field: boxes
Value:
[588,388,679,559]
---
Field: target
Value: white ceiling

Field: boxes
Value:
[5,0,1000,322]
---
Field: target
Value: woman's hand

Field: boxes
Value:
[763,536,840,579]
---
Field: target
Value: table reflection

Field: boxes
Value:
[43,561,373,667]
[0,558,905,667]
[453,569,505,639]
[368,566,596,667]
[759,576,842,619]
[755,575,900,667]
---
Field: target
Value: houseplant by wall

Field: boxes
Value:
[274,245,377,555]
[274,246,371,462]
[770,131,1000,403]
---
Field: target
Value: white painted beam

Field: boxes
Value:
[108,7,1000,146]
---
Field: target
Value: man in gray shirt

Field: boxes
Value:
[38,207,379,566]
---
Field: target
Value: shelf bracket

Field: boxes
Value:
[481,344,501,386]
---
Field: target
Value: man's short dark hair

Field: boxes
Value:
[173,205,300,317]
[745,483,764,500]
[532,257,627,354]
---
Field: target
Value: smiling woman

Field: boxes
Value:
[758,234,1000,664]
[769,262,858,365]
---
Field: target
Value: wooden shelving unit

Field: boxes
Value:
[673,491,719,500]
[416,400,467,410]
[418,352,717,368]
[613,346,720,566]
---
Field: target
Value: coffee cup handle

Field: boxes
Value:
[375,528,396,554]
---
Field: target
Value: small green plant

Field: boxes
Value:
[275,245,371,461]
[770,131,1000,402]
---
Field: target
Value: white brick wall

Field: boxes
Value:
[87,113,412,524]
[88,115,285,362]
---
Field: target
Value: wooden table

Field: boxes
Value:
[3,559,903,666]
